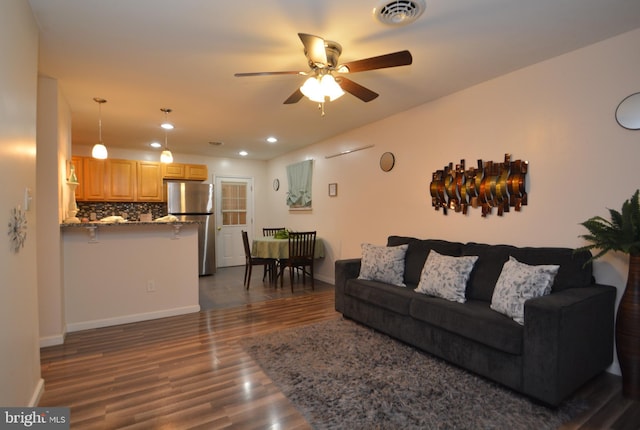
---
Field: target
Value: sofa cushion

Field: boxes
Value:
[358,243,409,287]
[414,251,478,303]
[387,236,464,287]
[409,297,523,355]
[345,279,415,315]
[491,256,560,325]
[463,242,594,302]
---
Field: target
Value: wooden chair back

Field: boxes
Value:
[241,230,252,260]
[288,231,316,263]
[263,227,286,237]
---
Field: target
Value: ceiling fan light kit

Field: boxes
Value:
[235,32,413,115]
[300,74,345,103]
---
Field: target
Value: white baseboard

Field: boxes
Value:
[314,273,334,285]
[29,378,45,407]
[607,361,621,376]
[39,333,66,348]
[66,305,201,333]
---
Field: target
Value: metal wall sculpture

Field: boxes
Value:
[429,154,528,217]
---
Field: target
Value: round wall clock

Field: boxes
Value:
[380,152,395,172]
[273,178,280,191]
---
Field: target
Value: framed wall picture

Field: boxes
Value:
[328,183,338,197]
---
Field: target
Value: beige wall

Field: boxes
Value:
[265,28,640,374]
[62,225,199,331]
[36,77,71,347]
[0,0,43,406]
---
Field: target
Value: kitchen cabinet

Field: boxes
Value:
[82,157,107,201]
[185,164,208,181]
[162,163,186,179]
[105,159,136,201]
[162,163,208,181]
[137,161,164,201]
[73,156,207,202]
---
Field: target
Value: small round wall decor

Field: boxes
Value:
[380,152,395,172]
[8,205,27,253]
[273,178,280,191]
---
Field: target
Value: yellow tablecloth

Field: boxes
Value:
[252,236,324,259]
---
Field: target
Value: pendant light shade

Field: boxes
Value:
[300,74,345,103]
[160,108,173,164]
[160,149,173,163]
[92,97,108,159]
[91,143,108,159]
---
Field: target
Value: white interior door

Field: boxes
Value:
[215,176,254,268]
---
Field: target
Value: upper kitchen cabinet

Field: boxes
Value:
[162,163,186,179]
[162,163,208,181]
[82,157,107,201]
[137,161,164,202]
[76,157,137,202]
[105,159,136,201]
[185,164,208,181]
[73,156,208,202]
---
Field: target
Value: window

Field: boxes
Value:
[286,160,313,209]
[221,181,247,225]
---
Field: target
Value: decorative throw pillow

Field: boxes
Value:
[414,250,478,303]
[490,256,560,325]
[358,243,409,287]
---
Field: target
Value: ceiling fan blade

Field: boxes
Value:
[234,71,304,77]
[336,77,379,102]
[340,50,412,73]
[298,33,327,66]
[283,88,304,104]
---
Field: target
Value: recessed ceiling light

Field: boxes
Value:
[239,150,248,156]
[150,141,162,148]
[266,136,278,143]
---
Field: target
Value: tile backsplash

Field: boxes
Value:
[76,202,168,221]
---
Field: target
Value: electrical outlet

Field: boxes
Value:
[146,280,156,292]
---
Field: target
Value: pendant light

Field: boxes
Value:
[91,97,108,159]
[160,108,174,164]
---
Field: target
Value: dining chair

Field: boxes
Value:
[262,227,285,280]
[263,227,285,236]
[241,230,276,289]
[281,231,317,292]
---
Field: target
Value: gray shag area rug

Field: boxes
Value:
[240,318,586,430]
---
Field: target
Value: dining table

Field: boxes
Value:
[251,236,325,259]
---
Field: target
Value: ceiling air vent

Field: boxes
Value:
[374,0,426,26]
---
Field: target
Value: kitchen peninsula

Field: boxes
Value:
[60,221,200,332]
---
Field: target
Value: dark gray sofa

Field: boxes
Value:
[335,236,617,406]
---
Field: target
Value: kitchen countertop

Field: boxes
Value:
[60,220,200,228]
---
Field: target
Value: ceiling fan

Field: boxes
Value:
[234,33,412,107]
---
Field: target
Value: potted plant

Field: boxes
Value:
[578,189,640,399]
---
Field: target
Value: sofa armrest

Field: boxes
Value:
[523,284,616,405]
[335,258,361,313]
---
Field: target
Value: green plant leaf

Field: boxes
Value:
[577,190,640,261]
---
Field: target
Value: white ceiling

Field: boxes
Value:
[29,0,640,160]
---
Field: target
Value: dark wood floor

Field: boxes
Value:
[39,266,640,429]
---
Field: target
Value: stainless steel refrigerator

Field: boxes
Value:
[166,182,216,276]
